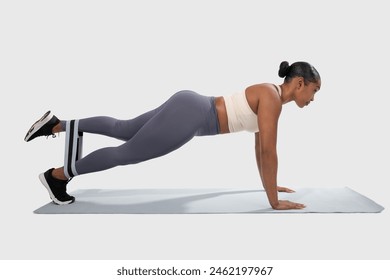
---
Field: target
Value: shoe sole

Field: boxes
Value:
[24,111,53,142]
[38,173,75,205]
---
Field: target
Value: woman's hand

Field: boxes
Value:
[272,200,306,210]
[277,186,295,193]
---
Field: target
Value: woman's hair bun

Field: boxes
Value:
[278,61,290,78]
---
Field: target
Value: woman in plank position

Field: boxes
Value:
[25,61,321,210]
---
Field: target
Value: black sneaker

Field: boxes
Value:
[24,111,60,142]
[39,168,75,205]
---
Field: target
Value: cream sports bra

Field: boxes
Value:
[223,85,281,133]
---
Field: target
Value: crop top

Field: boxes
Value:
[223,85,281,133]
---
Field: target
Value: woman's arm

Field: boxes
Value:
[253,89,305,210]
[255,133,295,194]
[255,103,280,208]
[254,132,263,180]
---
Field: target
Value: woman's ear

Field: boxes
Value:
[296,77,304,90]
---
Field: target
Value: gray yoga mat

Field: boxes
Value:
[34,187,384,214]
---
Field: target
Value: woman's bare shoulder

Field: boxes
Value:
[245,83,280,103]
[245,83,281,114]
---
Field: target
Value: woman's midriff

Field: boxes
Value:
[215,96,230,134]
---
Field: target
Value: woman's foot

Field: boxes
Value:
[39,168,75,205]
[24,111,61,142]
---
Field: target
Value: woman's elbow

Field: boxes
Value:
[260,148,277,158]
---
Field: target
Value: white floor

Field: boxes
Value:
[2,176,389,259]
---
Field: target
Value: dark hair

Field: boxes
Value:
[278,61,320,84]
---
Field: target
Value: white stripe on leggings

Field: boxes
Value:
[71,120,79,177]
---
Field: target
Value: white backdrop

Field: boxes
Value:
[1,0,389,259]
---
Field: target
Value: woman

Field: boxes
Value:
[25,61,321,210]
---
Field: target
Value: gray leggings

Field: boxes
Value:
[62,90,220,177]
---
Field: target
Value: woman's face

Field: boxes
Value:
[295,79,321,108]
